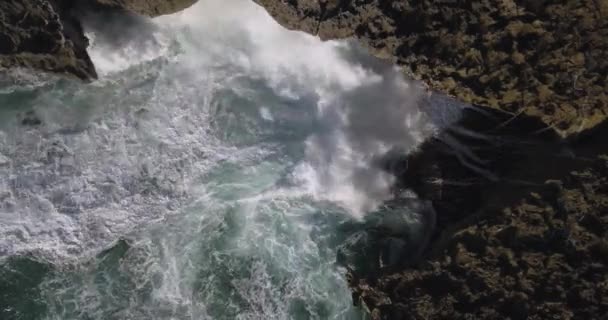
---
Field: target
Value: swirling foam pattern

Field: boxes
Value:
[0,0,443,319]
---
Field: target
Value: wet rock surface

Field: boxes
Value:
[347,107,608,319]
[0,0,97,80]
[254,0,608,137]
[1,1,607,318]
[0,0,198,79]
[254,1,608,318]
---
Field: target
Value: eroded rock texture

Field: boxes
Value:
[352,156,608,319]
[348,108,608,319]
[0,0,97,79]
[254,0,608,137]
[0,0,198,79]
[251,3,608,315]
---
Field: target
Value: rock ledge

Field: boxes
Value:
[0,0,197,80]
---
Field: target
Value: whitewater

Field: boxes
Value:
[0,0,461,319]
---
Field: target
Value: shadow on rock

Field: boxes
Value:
[346,99,608,319]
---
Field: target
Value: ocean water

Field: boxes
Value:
[0,0,458,319]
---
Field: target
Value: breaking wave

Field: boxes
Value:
[0,0,461,319]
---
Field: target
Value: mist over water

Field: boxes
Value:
[0,0,460,319]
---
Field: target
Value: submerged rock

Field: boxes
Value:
[0,0,198,80]
[254,0,608,138]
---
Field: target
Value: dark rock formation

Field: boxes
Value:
[253,1,608,318]
[254,0,608,138]
[0,0,97,80]
[92,0,198,16]
[0,0,198,80]
[348,106,608,319]
[2,0,607,318]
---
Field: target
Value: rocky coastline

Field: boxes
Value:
[1,0,96,79]
[0,0,197,80]
[347,106,608,319]
[250,1,608,319]
[253,0,608,138]
[1,1,607,319]
[257,0,608,319]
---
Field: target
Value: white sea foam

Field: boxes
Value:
[156,0,437,218]
[0,0,439,259]
[0,0,452,318]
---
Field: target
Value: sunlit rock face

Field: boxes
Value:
[254,0,608,138]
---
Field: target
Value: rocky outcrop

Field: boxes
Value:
[0,0,198,80]
[92,0,198,16]
[254,0,608,138]
[0,0,97,80]
[346,108,608,319]
[351,161,608,319]
[2,1,607,318]
[253,1,608,318]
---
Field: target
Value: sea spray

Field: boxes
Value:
[0,0,457,318]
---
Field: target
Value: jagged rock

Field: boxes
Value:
[0,0,198,79]
[249,4,608,315]
[254,0,608,138]
[351,154,608,319]
[348,109,608,319]
[0,0,97,80]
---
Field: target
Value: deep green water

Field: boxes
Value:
[0,1,443,319]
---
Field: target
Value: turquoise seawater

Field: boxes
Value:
[0,1,445,319]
